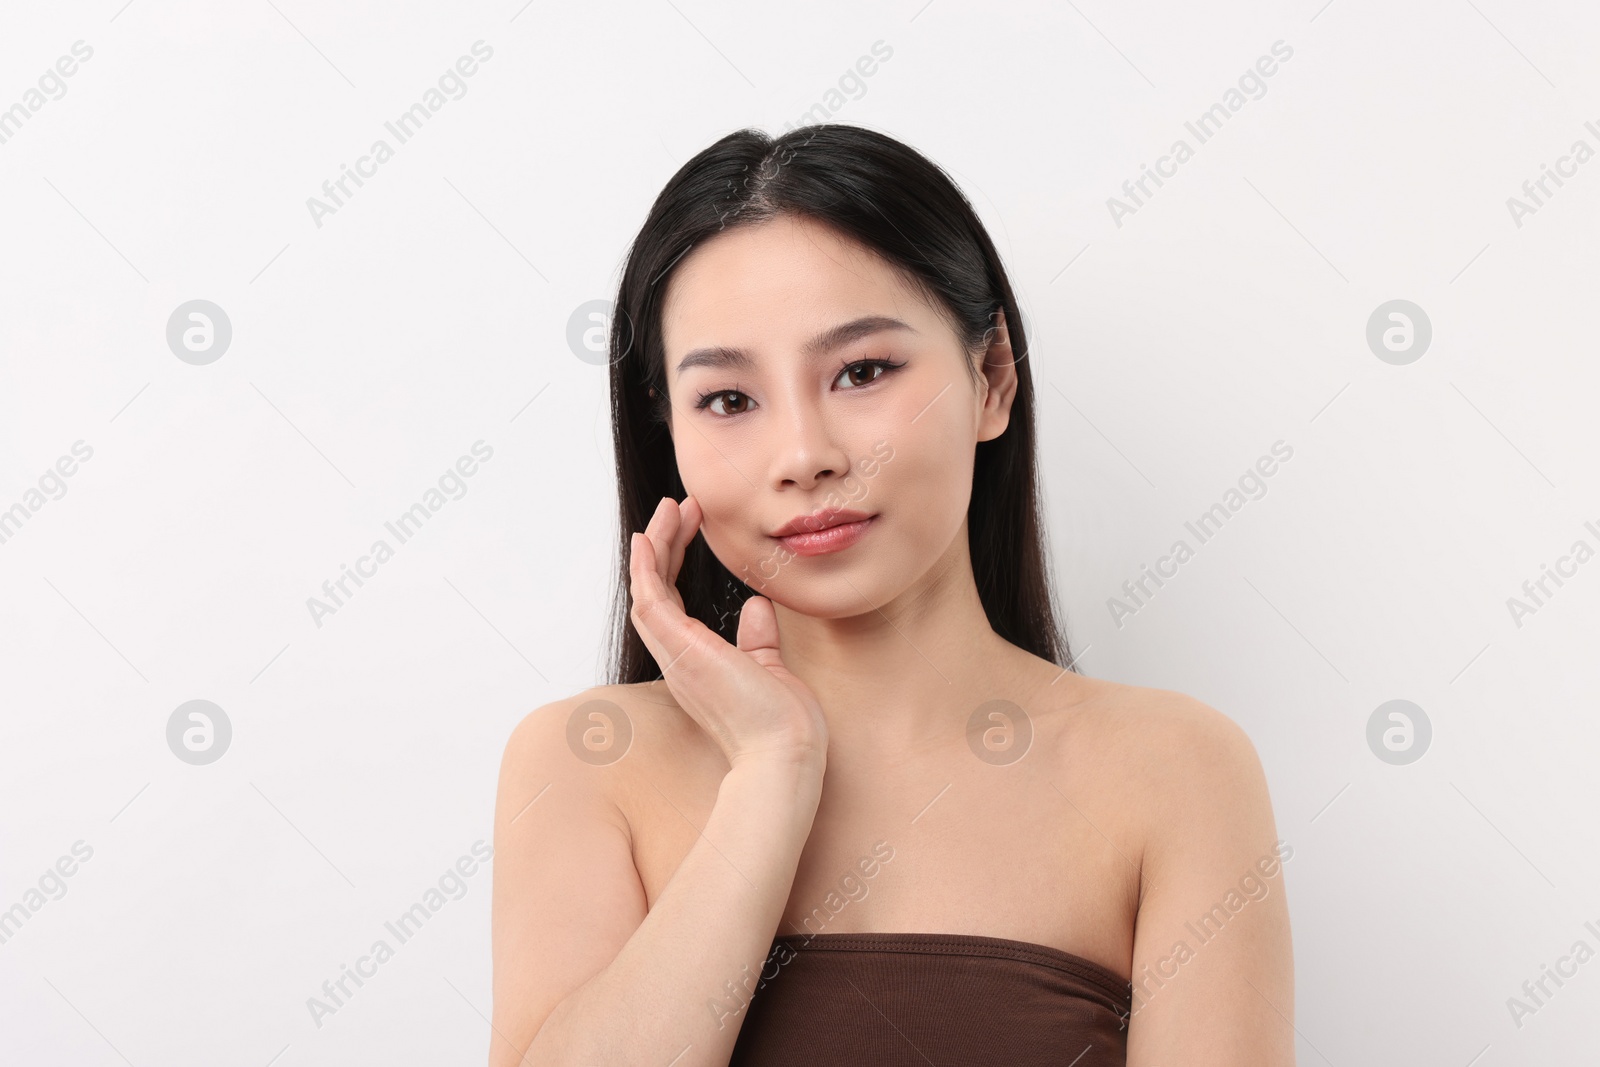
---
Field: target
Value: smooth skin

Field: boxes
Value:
[489,214,1295,1065]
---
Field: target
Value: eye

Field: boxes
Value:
[695,388,751,417]
[692,359,905,419]
[835,359,902,389]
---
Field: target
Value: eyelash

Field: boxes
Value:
[693,358,906,417]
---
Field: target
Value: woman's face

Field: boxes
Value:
[660,213,1016,618]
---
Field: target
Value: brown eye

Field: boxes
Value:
[835,360,899,389]
[704,391,750,416]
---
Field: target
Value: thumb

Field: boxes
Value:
[734,594,785,670]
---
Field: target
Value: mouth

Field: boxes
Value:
[770,509,876,557]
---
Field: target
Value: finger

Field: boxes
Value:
[630,528,665,611]
[734,594,785,671]
[633,522,751,677]
[645,496,677,585]
[629,531,680,666]
[631,527,674,608]
[632,529,707,656]
[665,495,702,586]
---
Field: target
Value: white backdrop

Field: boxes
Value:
[2,0,1597,1063]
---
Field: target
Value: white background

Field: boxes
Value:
[2,0,1597,1064]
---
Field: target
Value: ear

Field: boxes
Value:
[975,308,1019,443]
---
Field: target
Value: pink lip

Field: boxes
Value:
[775,516,875,556]
[771,507,874,538]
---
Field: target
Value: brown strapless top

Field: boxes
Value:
[727,932,1133,1066]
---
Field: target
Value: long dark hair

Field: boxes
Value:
[602,123,1072,684]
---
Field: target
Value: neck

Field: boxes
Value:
[770,524,1016,755]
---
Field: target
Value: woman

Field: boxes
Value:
[490,124,1294,1066]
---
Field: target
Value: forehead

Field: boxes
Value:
[660,215,936,356]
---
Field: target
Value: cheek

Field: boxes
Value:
[674,438,764,569]
[903,451,971,511]
[674,429,732,501]
[889,396,972,483]
[884,418,975,528]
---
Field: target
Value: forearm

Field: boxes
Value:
[523,757,823,1066]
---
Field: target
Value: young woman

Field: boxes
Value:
[490,124,1294,1066]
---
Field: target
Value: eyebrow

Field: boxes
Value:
[673,315,916,378]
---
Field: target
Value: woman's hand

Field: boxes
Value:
[629,495,829,771]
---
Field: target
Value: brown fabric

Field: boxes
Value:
[727,932,1132,1066]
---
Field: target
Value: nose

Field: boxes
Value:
[768,390,852,491]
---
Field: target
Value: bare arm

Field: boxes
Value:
[488,698,824,1067]
[1124,696,1296,1064]
[490,494,831,1063]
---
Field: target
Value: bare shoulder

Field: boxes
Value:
[499,680,693,776]
[1078,679,1280,881]
[495,685,627,837]
[496,681,714,828]
[1055,673,1262,784]
[490,683,681,1063]
[1071,684,1293,1058]
[1031,670,1273,863]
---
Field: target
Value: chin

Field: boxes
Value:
[756,571,898,620]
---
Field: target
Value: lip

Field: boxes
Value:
[770,507,875,538]
[770,507,876,558]
[775,515,875,556]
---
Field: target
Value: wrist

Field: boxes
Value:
[723,751,826,802]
